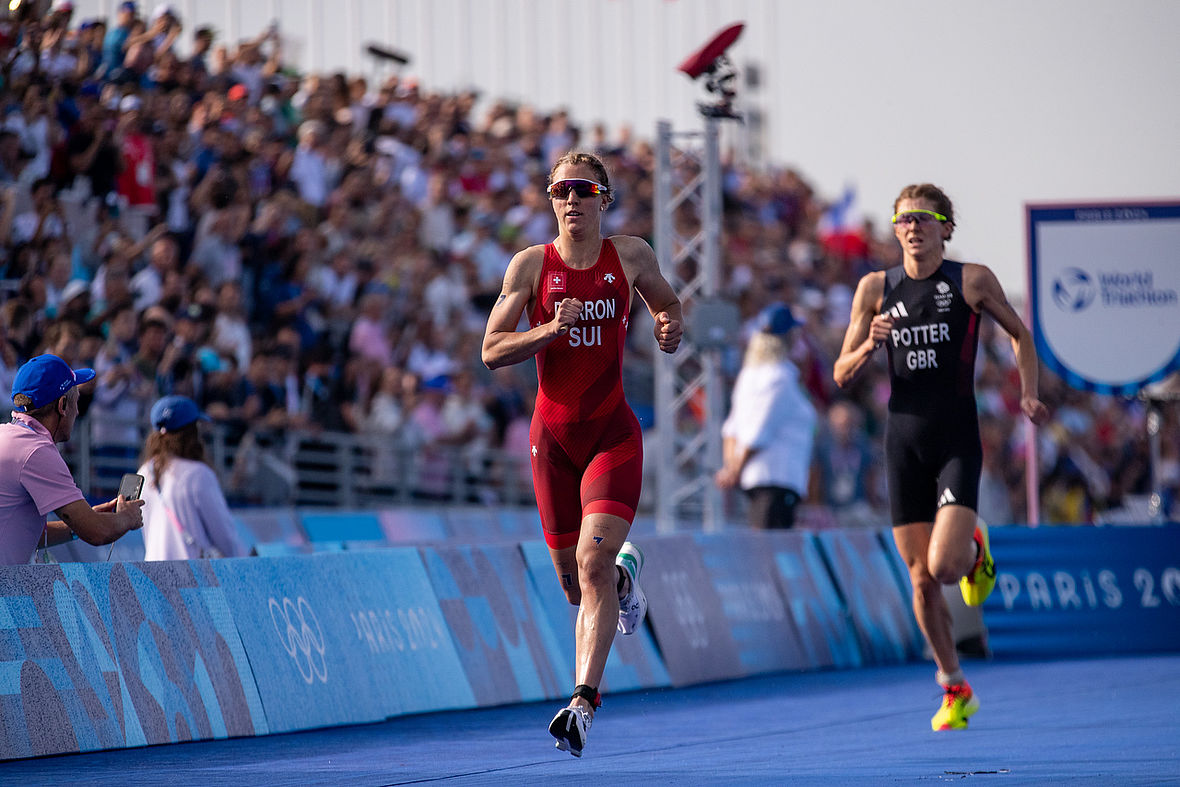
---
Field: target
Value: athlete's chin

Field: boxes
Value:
[563,217,596,237]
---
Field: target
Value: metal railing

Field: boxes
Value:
[7,409,537,509]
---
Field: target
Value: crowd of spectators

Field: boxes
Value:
[0,1,1175,523]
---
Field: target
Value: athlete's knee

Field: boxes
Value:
[576,550,617,594]
[927,556,962,585]
[910,570,943,605]
[563,587,582,606]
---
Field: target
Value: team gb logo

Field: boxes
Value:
[934,280,953,312]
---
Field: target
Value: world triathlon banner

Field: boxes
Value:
[1028,201,1180,395]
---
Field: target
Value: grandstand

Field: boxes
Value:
[0,1,1176,779]
[1,2,1173,529]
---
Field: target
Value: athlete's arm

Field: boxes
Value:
[965,264,1050,425]
[481,247,582,369]
[834,271,890,388]
[617,236,682,354]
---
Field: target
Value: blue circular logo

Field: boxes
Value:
[1052,268,1096,312]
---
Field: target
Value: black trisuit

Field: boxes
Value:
[880,260,982,525]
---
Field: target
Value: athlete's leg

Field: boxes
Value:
[927,504,979,585]
[533,415,585,603]
[892,521,959,678]
[570,511,630,716]
[547,545,581,604]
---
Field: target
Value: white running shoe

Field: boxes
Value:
[549,703,592,757]
[616,542,647,635]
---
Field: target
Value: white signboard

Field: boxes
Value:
[1029,202,1180,395]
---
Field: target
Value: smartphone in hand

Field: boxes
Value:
[118,473,144,501]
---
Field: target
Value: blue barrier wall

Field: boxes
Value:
[418,543,565,706]
[299,511,386,543]
[987,524,1180,657]
[518,540,670,694]
[769,530,863,670]
[3,519,1177,761]
[640,535,745,686]
[0,561,265,759]
[815,529,925,664]
[693,532,813,675]
[213,551,474,733]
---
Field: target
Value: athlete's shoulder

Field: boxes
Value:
[957,260,1006,308]
[607,234,655,259]
[955,260,1001,290]
[849,269,887,315]
[512,243,549,266]
[856,268,888,295]
[502,244,548,290]
[956,260,995,279]
[507,243,549,273]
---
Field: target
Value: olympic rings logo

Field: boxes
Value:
[268,596,328,684]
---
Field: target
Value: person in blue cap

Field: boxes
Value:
[0,354,144,564]
[715,303,817,529]
[137,395,244,560]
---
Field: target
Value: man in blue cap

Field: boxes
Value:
[0,354,144,564]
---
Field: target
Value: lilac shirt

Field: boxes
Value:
[138,456,245,561]
[0,413,84,564]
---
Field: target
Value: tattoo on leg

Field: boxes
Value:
[560,572,573,590]
[590,524,611,547]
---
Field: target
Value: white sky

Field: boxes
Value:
[738,1,1180,300]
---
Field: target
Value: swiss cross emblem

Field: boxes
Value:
[549,272,565,293]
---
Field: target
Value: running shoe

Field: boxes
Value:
[616,541,647,635]
[931,682,980,731]
[959,520,995,606]
[549,703,592,757]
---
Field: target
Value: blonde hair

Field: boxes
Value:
[743,331,791,367]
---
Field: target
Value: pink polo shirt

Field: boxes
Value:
[0,413,84,564]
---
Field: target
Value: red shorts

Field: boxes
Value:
[530,404,643,550]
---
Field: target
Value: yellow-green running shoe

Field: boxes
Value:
[959,521,995,606]
[931,682,980,731]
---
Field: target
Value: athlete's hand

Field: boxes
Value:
[1021,396,1050,426]
[553,298,583,336]
[869,314,893,350]
[654,312,682,353]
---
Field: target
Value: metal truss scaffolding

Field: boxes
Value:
[652,118,725,533]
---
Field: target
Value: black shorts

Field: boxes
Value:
[744,486,801,530]
[884,410,981,525]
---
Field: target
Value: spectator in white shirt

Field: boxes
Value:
[138,395,245,560]
[715,303,818,529]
